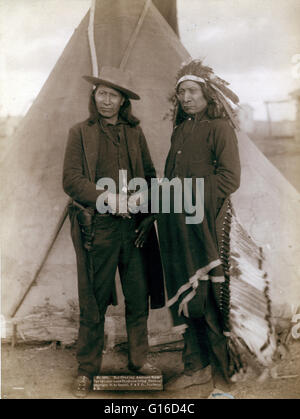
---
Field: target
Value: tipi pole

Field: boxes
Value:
[119,0,151,70]
[10,203,70,319]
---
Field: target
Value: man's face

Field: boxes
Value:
[176,80,207,115]
[94,84,125,119]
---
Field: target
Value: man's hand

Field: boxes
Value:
[134,216,155,247]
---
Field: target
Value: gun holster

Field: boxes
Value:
[76,205,95,252]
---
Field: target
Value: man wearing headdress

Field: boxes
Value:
[63,67,164,397]
[157,60,241,390]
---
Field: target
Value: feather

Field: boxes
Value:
[220,201,278,377]
[210,85,240,129]
[175,59,240,129]
[210,79,240,105]
[177,59,214,81]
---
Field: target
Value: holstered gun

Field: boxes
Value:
[73,201,95,251]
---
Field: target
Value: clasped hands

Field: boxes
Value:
[105,191,154,248]
[106,191,146,218]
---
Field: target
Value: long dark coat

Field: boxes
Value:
[157,112,241,328]
[63,118,165,323]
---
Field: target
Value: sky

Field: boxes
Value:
[0,0,299,120]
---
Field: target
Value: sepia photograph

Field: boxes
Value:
[1,0,300,402]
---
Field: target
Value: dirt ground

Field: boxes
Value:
[1,337,300,400]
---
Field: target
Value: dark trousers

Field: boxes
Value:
[182,281,229,380]
[76,215,149,379]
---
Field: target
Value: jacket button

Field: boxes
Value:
[177,150,182,154]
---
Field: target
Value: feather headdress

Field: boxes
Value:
[174,59,240,129]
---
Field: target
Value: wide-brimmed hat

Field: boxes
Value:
[83,66,140,100]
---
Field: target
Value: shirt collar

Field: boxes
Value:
[183,107,208,122]
[99,115,128,127]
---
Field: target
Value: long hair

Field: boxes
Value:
[173,59,239,128]
[175,81,228,126]
[88,88,140,127]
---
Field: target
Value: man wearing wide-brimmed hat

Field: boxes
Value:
[63,66,164,397]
